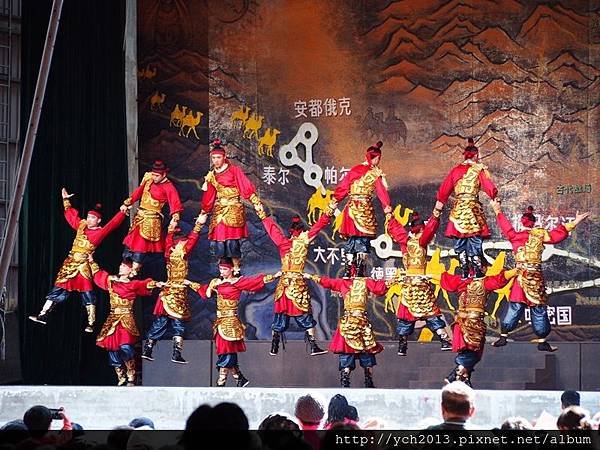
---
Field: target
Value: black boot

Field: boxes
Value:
[270,332,280,356]
[356,253,367,278]
[437,330,452,351]
[444,366,458,384]
[234,366,250,387]
[459,251,470,279]
[364,368,375,388]
[471,255,485,279]
[141,339,157,361]
[537,341,558,352]
[171,337,187,364]
[397,336,408,356]
[340,368,351,388]
[491,332,508,348]
[305,331,328,356]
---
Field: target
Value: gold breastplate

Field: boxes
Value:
[140,179,164,213]
[167,241,188,282]
[282,232,309,272]
[454,163,483,198]
[403,233,426,275]
[216,295,238,317]
[459,279,487,313]
[515,228,546,265]
[70,221,96,256]
[350,167,381,197]
[344,278,368,312]
[108,283,133,312]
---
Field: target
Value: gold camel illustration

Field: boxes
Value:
[306,186,334,225]
[243,113,264,140]
[170,104,188,127]
[427,248,458,311]
[150,91,166,111]
[257,128,281,157]
[230,105,251,129]
[179,110,203,139]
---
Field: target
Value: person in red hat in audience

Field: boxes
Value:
[186,258,280,387]
[29,188,127,333]
[304,271,388,388]
[91,257,160,386]
[121,160,183,276]
[333,140,392,278]
[386,207,451,356]
[490,200,590,352]
[435,138,498,280]
[200,139,266,276]
[260,203,337,357]
[141,213,207,364]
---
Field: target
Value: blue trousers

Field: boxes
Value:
[396,316,446,336]
[216,353,238,368]
[147,315,185,340]
[108,344,135,367]
[343,237,371,254]
[122,248,145,264]
[502,302,551,338]
[338,353,376,370]
[271,313,316,332]
[455,349,481,371]
[47,286,96,306]
[454,236,483,258]
[210,240,242,259]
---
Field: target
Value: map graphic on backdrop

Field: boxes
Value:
[136,0,599,342]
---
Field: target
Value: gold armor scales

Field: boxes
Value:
[449,163,488,235]
[456,279,487,350]
[160,241,191,320]
[96,278,140,342]
[205,171,245,235]
[130,175,164,242]
[214,295,245,341]
[339,278,378,351]
[54,220,96,284]
[515,228,549,305]
[347,167,385,236]
[274,231,311,311]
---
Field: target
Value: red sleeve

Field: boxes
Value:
[484,272,511,291]
[546,224,570,244]
[93,270,110,291]
[367,279,388,296]
[165,231,174,258]
[375,176,391,209]
[64,207,82,230]
[134,279,155,296]
[233,165,257,199]
[419,215,440,247]
[387,217,408,249]
[184,230,200,254]
[96,211,127,243]
[333,171,352,202]
[195,283,212,299]
[128,182,146,204]
[235,274,266,292]
[307,213,332,240]
[440,272,461,292]
[165,181,183,214]
[497,212,517,241]
[436,170,455,204]
[479,169,498,199]
[262,216,288,249]
[318,276,346,292]
[201,180,217,213]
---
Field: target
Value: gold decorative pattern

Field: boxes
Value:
[449,163,488,234]
[54,221,96,284]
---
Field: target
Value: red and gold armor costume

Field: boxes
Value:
[152,223,201,320]
[496,212,573,306]
[122,172,183,253]
[311,276,387,354]
[92,265,156,351]
[441,270,514,354]
[200,163,262,241]
[386,215,441,320]
[262,212,332,316]
[55,200,126,292]
[333,163,391,238]
[436,161,497,238]
[191,274,277,355]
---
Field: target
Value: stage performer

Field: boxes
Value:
[490,200,590,352]
[141,213,206,364]
[187,258,280,387]
[332,140,392,278]
[91,257,159,386]
[304,273,387,388]
[260,202,336,356]
[386,209,451,355]
[437,266,516,387]
[200,139,265,275]
[121,160,183,276]
[435,138,498,279]
[29,188,127,333]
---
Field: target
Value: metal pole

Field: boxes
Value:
[0,0,64,294]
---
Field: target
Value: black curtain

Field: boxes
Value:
[19,0,128,384]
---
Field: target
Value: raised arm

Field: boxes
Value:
[307,205,335,241]
[90,262,110,291]
[386,216,408,247]
[61,188,81,230]
[95,210,127,243]
[440,271,461,293]
[134,278,158,296]
[307,274,346,293]
[419,213,441,247]
[366,278,388,296]
[261,216,288,249]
